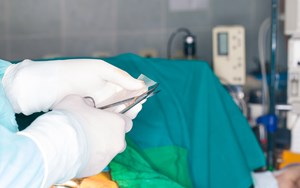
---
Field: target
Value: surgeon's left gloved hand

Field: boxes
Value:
[19,95,137,187]
[2,59,146,115]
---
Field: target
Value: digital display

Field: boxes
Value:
[218,32,228,56]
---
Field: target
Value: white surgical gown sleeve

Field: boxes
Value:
[0,59,18,132]
[0,126,44,187]
[0,59,89,188]
[0,59,44,187]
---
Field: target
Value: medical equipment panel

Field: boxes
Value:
[284,0,300,35]
[212,26,246,85]
[287,38,300,104]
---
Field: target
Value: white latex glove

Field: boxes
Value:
[19,95,135,187]
[2,59,146,115]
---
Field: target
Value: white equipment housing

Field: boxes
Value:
[212,26,246,85]
[285,0,300,35]
[287,38,300,104]
[285,0,300,152]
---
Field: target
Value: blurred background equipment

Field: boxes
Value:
[285,0,300,156]
[212,25,246,86]
[167,28,196,59]
[212,25,247,118]
[284,0,300,36]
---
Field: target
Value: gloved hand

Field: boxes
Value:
[2,59,146,115]
[20,95,137,187]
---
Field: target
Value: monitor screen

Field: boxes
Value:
[218,32,228,56]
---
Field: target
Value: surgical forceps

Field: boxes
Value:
[85,83,160,114]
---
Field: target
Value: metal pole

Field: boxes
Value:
[270,0,278,114]
[268,0,279,171]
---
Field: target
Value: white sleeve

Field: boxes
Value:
[18,110,89,188]
[252,171,279,188]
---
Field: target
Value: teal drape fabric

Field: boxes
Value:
[104,54,265,188]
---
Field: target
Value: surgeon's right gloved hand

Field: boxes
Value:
[19,95,135,187]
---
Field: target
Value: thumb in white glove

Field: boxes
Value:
[2,59,146,115]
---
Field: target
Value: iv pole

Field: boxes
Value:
[257,0,279,171]
[268,0,279,170]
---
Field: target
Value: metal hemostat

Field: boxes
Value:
[84,83,160,114]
